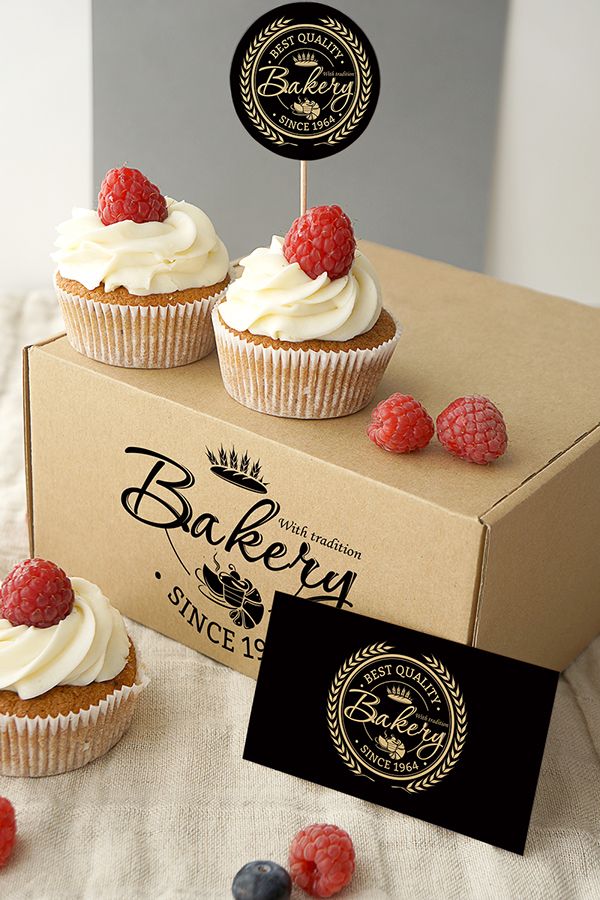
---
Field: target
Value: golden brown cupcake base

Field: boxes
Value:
[0,640,147,777]
[212,304,401,419]
[0,642,137,718]
[55,273,230,368]
[55,272,230,307]
[217,308,397,352]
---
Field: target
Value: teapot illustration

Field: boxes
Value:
[197,562,265,630]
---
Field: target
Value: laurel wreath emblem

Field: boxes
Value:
[326,643,392,780]
[238,15,373,148]
[239,17,292,146]
[318,16,373,145]
[402,655,467,793]
[327,647,467,792]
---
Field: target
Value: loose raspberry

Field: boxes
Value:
[98,166,167,226]
[283,205,356,280]
[0,798,16,867]
[436,395,508,464]
[289,824,355,898]
[0,558,75,628]
[368,393,434,453]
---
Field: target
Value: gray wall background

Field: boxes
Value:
[93,0,507,271]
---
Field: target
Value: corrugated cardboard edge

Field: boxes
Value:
[472,421,600,659]
[482,422,600,520]
[469,523,490,646]
[23,333,66,556]
[472,525,492,650]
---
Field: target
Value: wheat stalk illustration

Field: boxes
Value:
[327,643,393,780]
[205,446,269,487]
[317,17,373,145]
[239,18,291,146]
[401,655,468,793]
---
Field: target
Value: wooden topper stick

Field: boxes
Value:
[300,160,308,216]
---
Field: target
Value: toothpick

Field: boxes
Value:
[300,160,308,215]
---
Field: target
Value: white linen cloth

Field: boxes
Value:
[0,291,599,899]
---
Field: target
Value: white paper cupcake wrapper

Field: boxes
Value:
[212,306,402,419]
[0,666,149,777]
[55,275,230,369]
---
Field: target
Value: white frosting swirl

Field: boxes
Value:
[0,578,130,700]
[52,199,229,296]
[218,236,382,342]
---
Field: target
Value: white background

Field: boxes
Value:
[487,0,600,306]
[0,0,92,292]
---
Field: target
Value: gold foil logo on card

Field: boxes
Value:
[327,644,467,791]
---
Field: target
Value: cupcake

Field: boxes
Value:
[53,166,230,368]
[212,204,400,418]
[0,558,147,777]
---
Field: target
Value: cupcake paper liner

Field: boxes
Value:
[55,276,229,369]
[212,306,402,419]
[0,667,149,777]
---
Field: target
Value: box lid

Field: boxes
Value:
[34,241,600,520]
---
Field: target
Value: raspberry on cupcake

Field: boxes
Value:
[97,166,168,225]
[0,558,147,777]
[53,166,230,368]
[282,204,356,280]
[212,204,400,418]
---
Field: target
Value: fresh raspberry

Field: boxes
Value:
[289,824,355,898]
[368,393,434,453]
[436,395,508,464]
[98,166,167,226]
[283,205,356,280]
[0,558,75,628]
[0,798,16,867]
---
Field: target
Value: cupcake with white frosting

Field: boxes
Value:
[0,558,147,777]
[53,165,230,368]
[213,205,400,418]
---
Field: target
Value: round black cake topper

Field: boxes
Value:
[230,2,380,161]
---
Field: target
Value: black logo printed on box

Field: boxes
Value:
[230,2,380,160]
[120,445,363,665]
[244,593,559,854]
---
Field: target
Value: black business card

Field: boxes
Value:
[244,594,559,854]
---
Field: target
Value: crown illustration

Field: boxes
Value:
[387,685,412,704]
[293,51,318,67]
[206,446,268,494]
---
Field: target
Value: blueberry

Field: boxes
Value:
[231,860,291,900]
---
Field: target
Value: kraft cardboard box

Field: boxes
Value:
[23,242,600,675]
